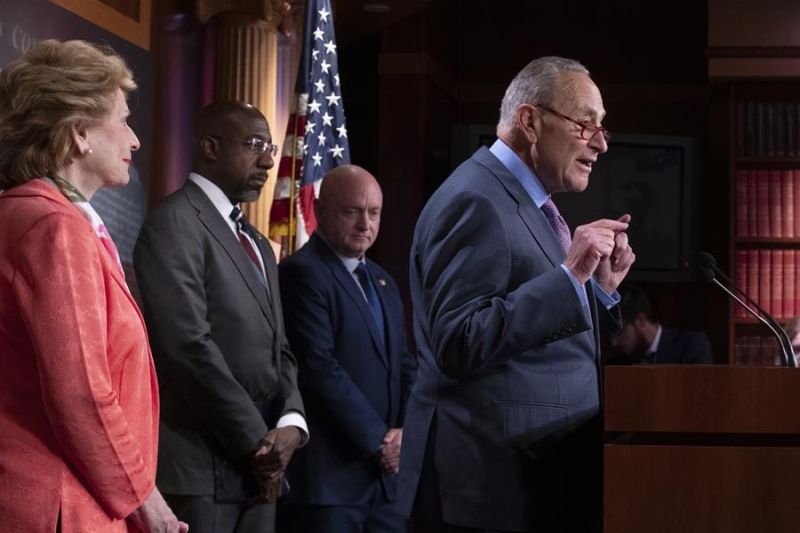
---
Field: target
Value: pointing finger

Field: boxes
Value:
[586,218,629,231]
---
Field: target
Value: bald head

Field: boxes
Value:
[316,165,383,258]
[194,100,265,143]
[192,100,275,203]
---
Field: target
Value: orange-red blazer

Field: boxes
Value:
[0,179,159,533]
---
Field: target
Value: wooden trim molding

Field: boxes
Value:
[49,0,152,50]
[708,46,800,58]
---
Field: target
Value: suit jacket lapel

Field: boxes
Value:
[253,232,276,308]
[311,236,390,368]
[185,182,275,328]
[474,147,601,356]
[11,182,151,338]
[472,147,566,267]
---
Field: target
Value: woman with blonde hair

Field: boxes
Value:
[0,39,187,532]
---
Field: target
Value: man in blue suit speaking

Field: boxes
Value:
[396,57,636,533]
[278,165,416,533]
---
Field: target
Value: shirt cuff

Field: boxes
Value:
[592,280,620,309]
[277,412,309,447]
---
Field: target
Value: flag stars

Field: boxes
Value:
[326,92,341,107]
[330,144,345,159]
[293,1,350,187]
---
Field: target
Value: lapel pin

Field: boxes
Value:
[378,278,386,287]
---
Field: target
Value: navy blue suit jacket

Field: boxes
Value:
[279,234,416,505]
[397,147,619,531]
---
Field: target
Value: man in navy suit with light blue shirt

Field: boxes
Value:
[396,57,636,533]
[277,165,416,533]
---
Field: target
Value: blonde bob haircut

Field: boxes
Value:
[0,39,136,189]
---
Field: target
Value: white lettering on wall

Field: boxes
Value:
[12,26,36,53]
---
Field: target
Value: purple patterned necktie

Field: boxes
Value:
[541,198,572,252]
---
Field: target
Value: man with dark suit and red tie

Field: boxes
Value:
[396,57,636,533]
[134,101,307,533]
[277,165,416,533]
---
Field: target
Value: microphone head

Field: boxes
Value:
[697,251,717,270]
[696,252,717,282]
[699,265,715,283]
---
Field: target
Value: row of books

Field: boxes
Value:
[735,169,800,238]
[735,249,800,318]
[736,100,800,157]
[733,336,782,366]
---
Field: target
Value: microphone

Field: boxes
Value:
[697,252,797,367]
[697,251,716,271]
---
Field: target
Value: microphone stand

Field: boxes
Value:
[708,276,797,367]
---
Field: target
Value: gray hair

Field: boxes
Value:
[497,56,589,129]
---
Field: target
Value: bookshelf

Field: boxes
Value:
[730,82,800,365]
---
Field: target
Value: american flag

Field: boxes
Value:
[269,0,350,257]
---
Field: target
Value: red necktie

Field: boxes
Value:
[230,206,266,282]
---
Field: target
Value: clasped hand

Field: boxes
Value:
[252,426,302,480]
[375,428,402,475]
[250,426,302,503]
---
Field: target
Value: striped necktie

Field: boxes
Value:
[230,206,267,284]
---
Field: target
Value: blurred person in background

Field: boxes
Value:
[609,285,712,365]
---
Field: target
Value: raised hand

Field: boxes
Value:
[594,214,635,294]
[563,216,630,285]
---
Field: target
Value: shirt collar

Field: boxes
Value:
[317,232,364,273]
[647,323,663,354]
[189,172,237,234]
[489,138,550,208]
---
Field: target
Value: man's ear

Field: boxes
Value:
[517,104,539,144]
[70,125,91,156]
[200,136,219,161]
[633,312,649,329]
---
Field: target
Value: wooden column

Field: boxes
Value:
[196,0,290,234]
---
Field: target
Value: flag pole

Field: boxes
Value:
[287,106,300,256]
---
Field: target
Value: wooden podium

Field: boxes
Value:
[604,365,800,533]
